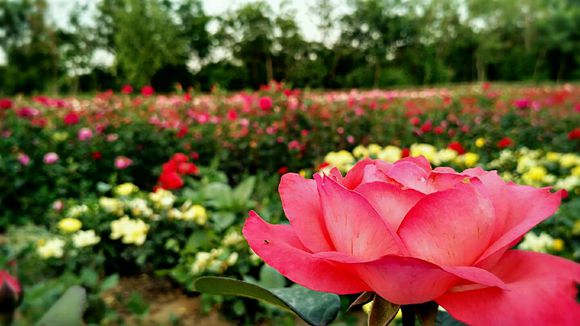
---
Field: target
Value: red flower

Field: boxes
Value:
[409,117,420,126]
[0,98,13,110]
[141,85,155,97]
[434,126,444,135]
[278,166,289,175]
[158,170,184,190]
[176,126,188,138]
[401,148,410,158]
[63,112,80,125]
[121,84,133,94]
[420,120,433,133]
[497,137,514,148]
[568,128,580,140]
[226,109,238,121]
[258,96,273,111]
[92,151,102,160]
[177,162,199,175]
[448,141,466,155]
[171,153,189,164]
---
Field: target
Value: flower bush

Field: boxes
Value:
[0,83,579,324]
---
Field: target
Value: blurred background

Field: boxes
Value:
[1,0,579,95]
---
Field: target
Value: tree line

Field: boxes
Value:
[0,0,578,94]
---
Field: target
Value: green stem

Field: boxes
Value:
[402,305,415,326]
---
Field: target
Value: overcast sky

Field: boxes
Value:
[0,0,348,65]
[46,0,347,42]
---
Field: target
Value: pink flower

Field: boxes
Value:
[114,156,133,169]
[0,270,22,312]
[243,157,579,325]
[258,96,273,111]
[17,153,31,166]
[43,152,59,164]
[77,128,93,141]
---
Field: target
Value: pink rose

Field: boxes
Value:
[244,157,580,325]
[17,153,31,166]
[114,156,133,169]
[77,128,93,141]
[43,152,59,164]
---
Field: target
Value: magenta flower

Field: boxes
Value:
[114,156,133,169]
[77,128,93,141]
[244,157,579,325]
[258,96,273,111]
[43,152,59,164]
[0,270,22,313]
[17,153,31,166]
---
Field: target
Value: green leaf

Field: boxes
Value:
[436,311,465,326]
[211,212,236,230]
[232,176,256,204]
[259,265,286,289]
[193,276,340,326]
[413,301,438,326]
[205,183,233,208]
[368,295,400,326]
[36,286,87,326]
[100,274,119,292]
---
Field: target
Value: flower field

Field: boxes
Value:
[1,83,579,324]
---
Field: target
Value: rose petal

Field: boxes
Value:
[355,181,424,231]
[316,174,406,260]
[438,250,580,325]
[398,183,495,266]
[280,173,334,252]
[243,211,369,294]
[475,181,561,263]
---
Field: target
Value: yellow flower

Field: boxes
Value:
[37,238,66,259]
[324,150,355,172]
[192,205,208,225]
[522,166,548,185]
[475,137,486,148]
[560,154,580,168]
[410,144,438,164]
[571,166,580,177]
[72,230,101,248]
[546,152,561,162]
[99,197,124,215]
[352,145,369,158]
[463,152,479,167]
[114,182,139,196]
[52,131,69,142]
[551,239,564,252]
[378,145,402,163]
[110,216,149,245]
[573,221,580,235]
[436,148,458,163]
[362,302,402,320]
[367,144,382,156]
[58,217,82,233]
[149,188,176,208]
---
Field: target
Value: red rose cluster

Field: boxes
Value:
[156,153,199,190]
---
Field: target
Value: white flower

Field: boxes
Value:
[72,230,101,248]
[110,216,149,245]
[518,232,554,253]
[37,238,66,259]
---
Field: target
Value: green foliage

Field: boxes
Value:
[193,276,341,326]
[36,286,87,326]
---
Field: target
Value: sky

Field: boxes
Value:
[0,0,348,66]
[46,0,346,42]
